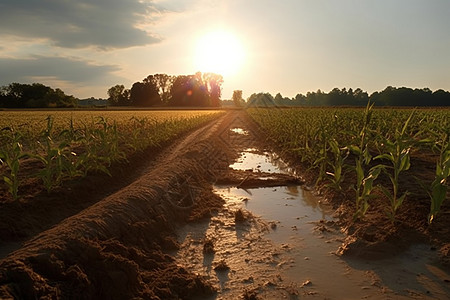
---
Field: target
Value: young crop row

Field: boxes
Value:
[247,105,450,224]
[0,110,224,200]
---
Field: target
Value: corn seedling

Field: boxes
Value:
[313,134,329,186]
[428,148,450,224]
[0,128,28,200]
[427,129,450,224]
[374,111,415,221]
[33,116,74,192]
[349,102,380,220]
[325,139,348,191]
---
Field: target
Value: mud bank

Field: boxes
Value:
[0,113,237,299]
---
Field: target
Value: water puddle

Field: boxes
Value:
[175,146,450,299]
[214,186,333,244]
[230,127,249,135]
[229,148,294,174]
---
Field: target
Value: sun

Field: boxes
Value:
[193,30,245,77]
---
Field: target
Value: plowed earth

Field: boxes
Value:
[0,110,449,299]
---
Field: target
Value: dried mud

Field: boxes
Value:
[0,110,449,299]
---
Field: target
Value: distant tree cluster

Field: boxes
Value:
[370,86,450,106]
[108,72,223,107]
[0,83,77,108]
[232,90,244,107]
[246,87,450,107]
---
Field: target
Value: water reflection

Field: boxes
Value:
[214,186,333,237]
[229,148,290,174]
[285,185,299,196]
[230,127,249,135]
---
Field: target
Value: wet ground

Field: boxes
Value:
[174,128,450,299]
[2,112,450,299]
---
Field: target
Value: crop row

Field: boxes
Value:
[0,110,224,200]
[247,105,450,224]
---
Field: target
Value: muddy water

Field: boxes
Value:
[175,142,450,299]
[229,148,295,175]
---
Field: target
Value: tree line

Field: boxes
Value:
[107,72,223,107]
[2,80,449,109]
[0,72,223,109]
[246,86,450,107]
[0,83,77,108]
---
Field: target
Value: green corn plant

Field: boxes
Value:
[356,164,382,220]
[128,116,152,152]
[0,128,28,200]
[57,116,87,179]
[374,111,415,221]
[428,148,450,224]
[313,131,329,186]
[348,102,380,220]
[36,137,73,192]
[72,150,111,178]
[350,145,382,220]
[312,114,338,186]
[60,116,79,142]
[77,118,112,177]
[427,129,450,224]
[108,121,126,163]
[95,117,126,164]
[326,139,348,191]
[33,116,75,192]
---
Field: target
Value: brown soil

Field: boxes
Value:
[0,110,449,299]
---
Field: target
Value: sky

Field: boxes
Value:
[0,0,449,100]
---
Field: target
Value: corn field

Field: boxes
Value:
[247,105,450,224]
[0,110,224,199]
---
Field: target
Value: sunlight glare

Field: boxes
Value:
[194,30,245,77]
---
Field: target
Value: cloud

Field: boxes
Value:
[0,0,167,49]
[0,56,121,85]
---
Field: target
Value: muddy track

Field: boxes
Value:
[1,110,449,299]
[0,111,245,299]
[0,116,227,249]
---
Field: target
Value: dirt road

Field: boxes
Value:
[0,110,449,299]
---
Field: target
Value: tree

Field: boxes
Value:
[169,75,190,106]
[232,90,243,107]
[247,93,275,107]
[152,74,175,105]
[169,73,210,107]
[129,77,161,107]
[274,93,283,105]
[191,72,209,106]
[293,93,307,106]
[0,83,77,108]
[107,84,130,106]
[432,89,450,106]
[202,73,223,107]
[353,88,369,106]
[273,92,292,106]
[130,81,161,107]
